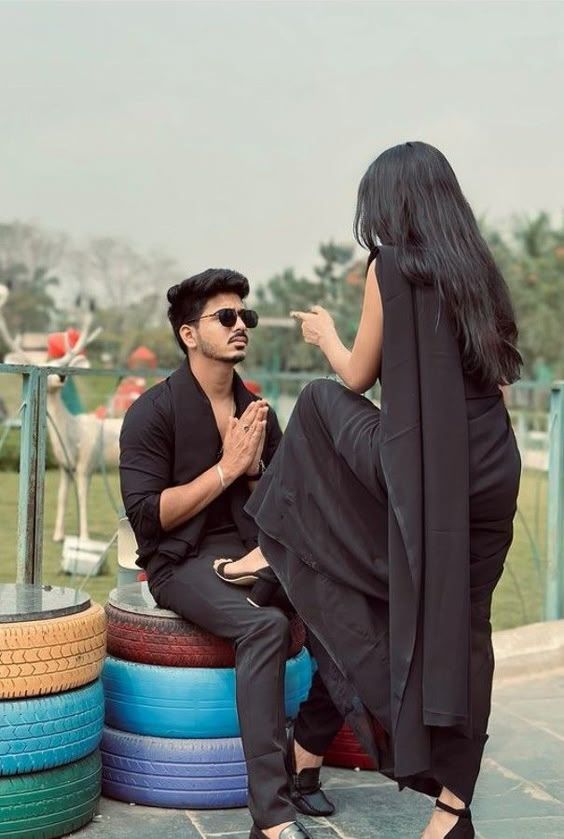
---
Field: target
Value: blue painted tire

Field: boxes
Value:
[101,727,247,808]
[0,681,104,776]
[103,648,312,738]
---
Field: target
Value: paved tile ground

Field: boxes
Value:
[79,669,564,839]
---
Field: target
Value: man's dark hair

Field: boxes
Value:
[167,268,250,355]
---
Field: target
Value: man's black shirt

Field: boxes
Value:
[119,360,282,568]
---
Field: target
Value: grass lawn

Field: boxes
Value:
[0,468,548,631]
[0,471,122,607]
[491,467,548,630]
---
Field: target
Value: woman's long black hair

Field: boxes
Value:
[354,141,521,385]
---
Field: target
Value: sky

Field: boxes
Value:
[1,0,563,287]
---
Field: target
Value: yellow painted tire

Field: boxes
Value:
[0,604,107,699]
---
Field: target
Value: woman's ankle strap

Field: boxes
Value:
[435,799,471,818]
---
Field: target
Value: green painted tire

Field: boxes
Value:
[0,751,101,838]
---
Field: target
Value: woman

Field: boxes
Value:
[219,142,522,839]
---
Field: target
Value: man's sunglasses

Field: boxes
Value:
[186,308,259,329]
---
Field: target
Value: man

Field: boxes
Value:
[119,269,343,839]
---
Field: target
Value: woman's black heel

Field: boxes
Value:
[247,567,281,607]
[435,800,475,838]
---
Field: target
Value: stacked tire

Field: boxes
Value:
[324,725,377,771]
[101,583,312,810]
[0,584,107,839]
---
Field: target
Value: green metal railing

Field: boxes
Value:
[545,382,564,619]
[16,366,48,585]
[1,363,563,621]
[0,363,173,585]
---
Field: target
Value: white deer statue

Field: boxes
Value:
[0,284,123,542]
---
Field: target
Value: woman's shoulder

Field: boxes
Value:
[368,245,402,295]
[367,243,396,268]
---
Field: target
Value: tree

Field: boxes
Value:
[0,265,59,339]
[67,238,181,365]
[489,214,564,378]
[246,241,365,373]
[0,223,67,356]
[248,268,321,371]
[0,222,66,278]
[84,237,148,311]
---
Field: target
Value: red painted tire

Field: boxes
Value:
[105,603,305,667]
[323,724,377,770]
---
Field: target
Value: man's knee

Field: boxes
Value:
[240,607,290,647]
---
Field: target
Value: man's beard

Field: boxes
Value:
[199,338,246,365]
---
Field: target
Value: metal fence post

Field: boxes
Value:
[32,370,48,579]
[15,367,48,585]
[544,381,564,620]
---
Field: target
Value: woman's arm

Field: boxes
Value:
[291,261,383,394]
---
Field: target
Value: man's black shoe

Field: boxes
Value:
[286,723,336,817]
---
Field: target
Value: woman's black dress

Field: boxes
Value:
[245,245,521,804]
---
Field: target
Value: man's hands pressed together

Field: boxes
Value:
[159,399,268,533]
[220,399,268,484]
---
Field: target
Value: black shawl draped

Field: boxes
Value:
[375,244,471,776]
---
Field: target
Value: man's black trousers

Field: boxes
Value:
[145,531,342,830]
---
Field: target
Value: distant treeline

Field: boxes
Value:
[0,215,562,379]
